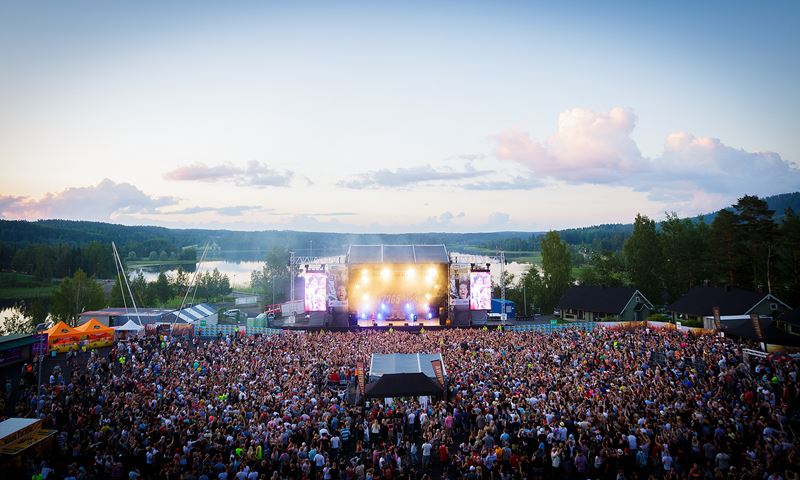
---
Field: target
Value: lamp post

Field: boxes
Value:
[34,322,47,418]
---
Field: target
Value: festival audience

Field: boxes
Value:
[6,326,799,479]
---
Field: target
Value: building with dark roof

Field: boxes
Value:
[667,285,790,324]
[557,285,654,322]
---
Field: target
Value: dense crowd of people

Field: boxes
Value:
[4,325,799,479]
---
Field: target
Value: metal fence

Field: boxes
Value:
[503,321,595,334]
[193,324,284,337]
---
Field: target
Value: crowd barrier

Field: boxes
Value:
[193,324,284,337]
[503,321,595,333]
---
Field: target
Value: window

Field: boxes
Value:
[770,303,778,311]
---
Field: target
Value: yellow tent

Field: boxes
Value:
[44,322,81,353]
[74,318,114,348]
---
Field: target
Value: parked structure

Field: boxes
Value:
[667,285,790,323]
[557,285,654,322]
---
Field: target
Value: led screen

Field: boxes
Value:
[469,271,491,310]
[327,265,348,308]
[450,264,470,306]
[304,271,327,312]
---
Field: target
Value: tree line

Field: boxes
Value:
[0,241,197,280]
[502,195,800,315]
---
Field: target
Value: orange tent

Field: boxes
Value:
[74,318,114,349]
[44,321,82,353]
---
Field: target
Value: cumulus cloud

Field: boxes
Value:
[491,107,800,202]
[0,179,177,221]
[164,161,293,187]
[492,107,646,183]
[338,164,489,189]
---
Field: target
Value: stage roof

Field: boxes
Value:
[347,244,449,264]
[369,353,446,380]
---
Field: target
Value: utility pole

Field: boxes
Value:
[523,279,527,317]
[34,322,47,418]
[289,250,295,302]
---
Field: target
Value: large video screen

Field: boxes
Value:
[304,271,327,312]
[450,264,470,306]
[469,271,491,310]
[327,264,348,308]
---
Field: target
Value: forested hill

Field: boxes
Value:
[480,191,800,252]
[0,219,535,256]
[1,191,797,255]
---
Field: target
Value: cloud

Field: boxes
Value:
[338,164,489,189]
[492,107,646,183]
[491,107,800,203]
[164,160,293,187]
[0,179,177,221]
[416,211,466,230]
[310,212,358,216]
[486,212,511,227]
[166,205,263,217]
[463,173,545,190]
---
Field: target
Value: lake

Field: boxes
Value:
[1,254,534,327]
[133,254,533,289]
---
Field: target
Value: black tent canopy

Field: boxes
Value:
[364,372,443,398]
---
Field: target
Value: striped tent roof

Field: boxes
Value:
[162,304,217,324]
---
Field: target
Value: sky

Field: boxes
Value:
[1,1,799,233]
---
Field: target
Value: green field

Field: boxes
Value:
[0,272,58,300]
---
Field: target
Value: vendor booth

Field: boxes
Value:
[44,322,81,353]
[74,318,114,348]
[113,319,144,340]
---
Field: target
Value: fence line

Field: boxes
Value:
[503,322,595,333]
[193,324,284,337]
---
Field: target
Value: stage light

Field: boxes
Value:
[361,268,369,276]
[406,303,411,310]
[377,313,383,321]
[381,268,391,281]
[381,303,387,311]
[427,267,437,277]
[427,312,433,319]
[362,293,369,301]
[425,293,431,300]
[405,267,416,279]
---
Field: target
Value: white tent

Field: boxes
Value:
[368,353,446,381]
[114,319,144,338]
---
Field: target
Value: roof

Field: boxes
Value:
[557,286,652,313]
[365,372,443,398]
[0,418,39,441]
[74,318,114,334]
[80,308,173,317]
[0,334,40,350]
[491,298,515,305]
[162,304,217,324]
[347,245,449,264]
[114,319,144,331]
[369,353,446,380]
[667,286,781,316]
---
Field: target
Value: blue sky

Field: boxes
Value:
[1,1,798,232]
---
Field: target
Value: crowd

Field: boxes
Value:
[4,325,799,480]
